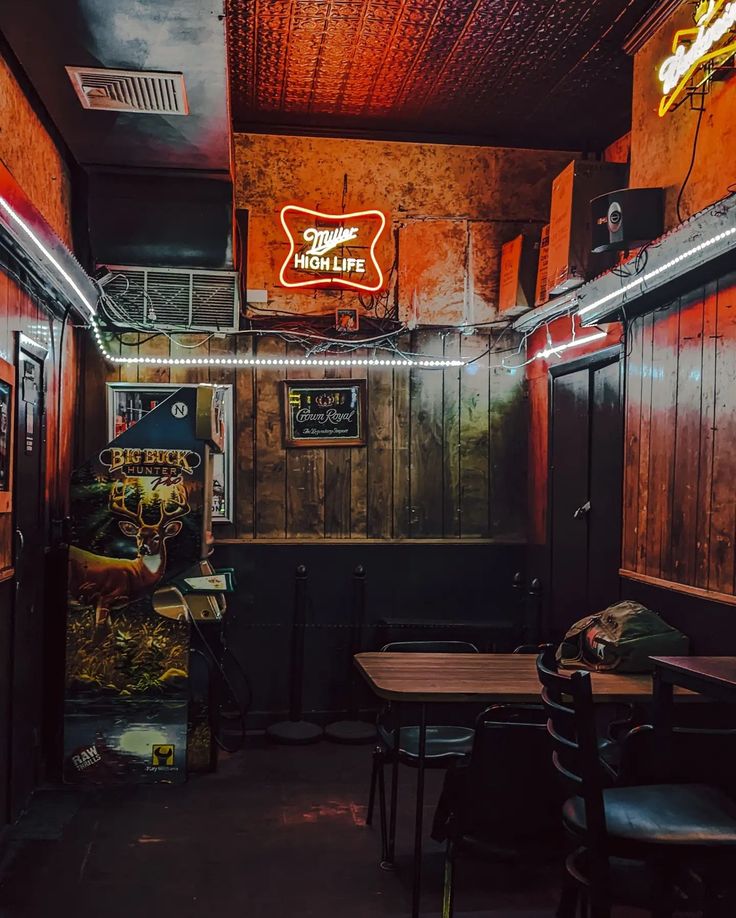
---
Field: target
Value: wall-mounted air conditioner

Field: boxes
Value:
[100,265,240,332]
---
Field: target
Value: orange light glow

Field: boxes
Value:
[279,205,387,292]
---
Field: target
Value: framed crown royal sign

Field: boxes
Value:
[283,379,366,448]
[279,205,386,292]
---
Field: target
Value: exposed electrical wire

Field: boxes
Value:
[676,105,705,224]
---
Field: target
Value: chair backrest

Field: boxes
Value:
[536,646,607,847]
[380,640,479,654]
[447,703,560,839]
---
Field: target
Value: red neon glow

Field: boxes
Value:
[279,205,387,292]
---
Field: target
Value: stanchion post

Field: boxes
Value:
[266,564,323,745]
[325,563,376,744]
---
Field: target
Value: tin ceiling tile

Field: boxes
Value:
[226,0,658,148]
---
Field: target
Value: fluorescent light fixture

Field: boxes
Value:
[577,227,736,319]
[533,331,607,361]
[0,196,97,318]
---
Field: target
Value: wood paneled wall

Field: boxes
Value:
[83,328,527,542]
[622,274,736,599]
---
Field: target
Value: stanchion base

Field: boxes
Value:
[266,720,323,745]
[324,720,376,744]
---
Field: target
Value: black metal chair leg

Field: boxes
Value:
[378,757,388,861]
[556,883,579,918]
[442,839,456,918]
[366,748,380,826]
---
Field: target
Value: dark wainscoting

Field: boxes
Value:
[620,575,736,654]
[212,541,526,727]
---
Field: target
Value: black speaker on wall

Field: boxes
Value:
[591,187,664,254]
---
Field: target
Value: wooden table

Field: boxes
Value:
[653,656,736,733]
[354,652,684,918]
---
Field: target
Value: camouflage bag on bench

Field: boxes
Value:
[556,601,689,673]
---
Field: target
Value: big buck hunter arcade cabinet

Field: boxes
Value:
[64,384,233,783]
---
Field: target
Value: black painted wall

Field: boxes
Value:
[212,542,526,727]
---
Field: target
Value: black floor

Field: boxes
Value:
[0,738,650,917]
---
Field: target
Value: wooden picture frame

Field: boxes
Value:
[0,358,14,514]
[283,379,367,448]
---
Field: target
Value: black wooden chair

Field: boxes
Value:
[537,646,736,917]
[432,703,561,918]
[365,640,479,860]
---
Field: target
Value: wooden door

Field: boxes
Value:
[548,350,623,637]
[8,336,47,820]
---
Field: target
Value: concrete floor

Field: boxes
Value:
[0,738,655,917]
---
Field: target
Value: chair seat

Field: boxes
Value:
[563,783,736,848]
[378,724,474,763]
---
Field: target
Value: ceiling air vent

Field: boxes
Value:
[101,266,239,332]
[65,66,188,115]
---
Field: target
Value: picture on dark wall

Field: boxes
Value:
[0,379,11,490]
[283,379,366,447]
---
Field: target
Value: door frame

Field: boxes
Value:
[7,333,48,819]
[545,344,623,638]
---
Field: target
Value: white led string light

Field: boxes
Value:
[577,226,736,319]
[0,196,97,318]
[90,320,466,369]
[532,331,607,361]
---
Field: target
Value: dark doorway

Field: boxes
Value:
[547,347,623,638]
[8,334,47,821]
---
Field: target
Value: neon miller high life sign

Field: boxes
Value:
[659,0,736,115]
[279,205,387,292]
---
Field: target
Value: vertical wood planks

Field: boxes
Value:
[670,290,704,584]
[695,280,719,589]
[635,314,655,573]
[644,304,678,577]
[349,355,368,537]
[235,336,255,538]
[489,356,526,539]
[366,363,393,539]
[324,363,352,539]
[285,345,325,538]
[442,335,461,538]
[708,274,736,593]
[656,302,681,580]
[392,351,411,539]
[622,316,644,572]
[459,333,490,537]
[254,337,287,537]
[137,333,171,384]
[409,330,444,537]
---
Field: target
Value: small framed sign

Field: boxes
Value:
[283,379,366,448]
[0,358,14,514]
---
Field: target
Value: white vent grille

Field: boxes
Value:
[102,266,239,332]
[66,66,188,115]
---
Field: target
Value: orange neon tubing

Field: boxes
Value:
[278,205,387,292]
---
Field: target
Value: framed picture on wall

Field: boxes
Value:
[283,379,367,448]
[106,382,234,523]
[0,359,14,514]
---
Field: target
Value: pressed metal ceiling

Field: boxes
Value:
[226,0,658,149]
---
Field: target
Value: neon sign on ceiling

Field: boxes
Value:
[659,0,736,116]
[279,205,387,292]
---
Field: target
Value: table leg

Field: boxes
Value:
[382,710,400,869]
[653,668,675,738]
[412,703,427,918]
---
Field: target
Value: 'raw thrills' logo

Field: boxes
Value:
[99,447,201,480]
[659,0,736,115]
[279,205,386,292]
